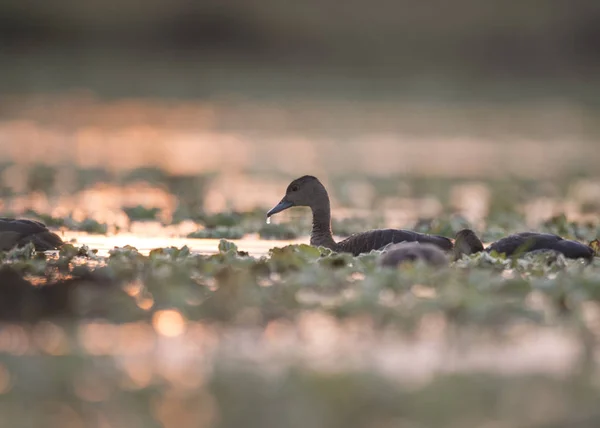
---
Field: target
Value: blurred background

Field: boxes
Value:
[1,0,600,229]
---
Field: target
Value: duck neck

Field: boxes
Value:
[310,203,337,250]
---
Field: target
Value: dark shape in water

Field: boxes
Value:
[267,175,453,256]
[379,242,448,268]
[0,265,120,322]
[0,265,38,321]
[0,218,64,251]
[453,229,595,262]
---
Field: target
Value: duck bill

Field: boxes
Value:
[267,198,294,217]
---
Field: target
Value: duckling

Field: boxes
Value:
[453,229,595,262]
[379,241,448,268]
[0,218,64,251]
[267,176,453,256]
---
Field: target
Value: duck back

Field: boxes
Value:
[486,232,593,260]
[0,218,64,251]
[336,229,453,256]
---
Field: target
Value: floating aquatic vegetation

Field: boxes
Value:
[453,250,511,271]
[541,213,599,242]
[0,222,595,334]
[121,166,167,185]
[63,217,109,234]
[413,214,473,237]
[187,226,245,240]
[26,163,57,195]
[76,167,114,190]
[22,209,66,228]
[122,205,162,222]
[199,211,244,228]
[258,223,299,240]
[218,239,238,254]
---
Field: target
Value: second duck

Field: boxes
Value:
[454,229,596,262]
[267,175,453,256]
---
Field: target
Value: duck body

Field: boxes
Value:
[335,229,453,256]
[379,241,448,268]
[487,232,594,260]
[0,218,64,251]
[267,175,453,256]
[454,229,594,261]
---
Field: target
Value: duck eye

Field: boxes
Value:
[291,185,299,192]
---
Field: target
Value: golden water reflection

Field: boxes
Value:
[2,95,599,180]
[0,364,11,394]
[153,310,186,337]
[0,316,584,387]
[68,232,306,257]
[0,312,590,427]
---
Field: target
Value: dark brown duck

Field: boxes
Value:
[0,218,64,251]
[379,242,449,268]
[267,175,453,256]
[454,229,596,261]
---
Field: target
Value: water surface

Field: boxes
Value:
[67,232,306,257]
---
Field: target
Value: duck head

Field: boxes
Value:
[590,239,600,257]
[267,175,328,218]
[453,228,485,260]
